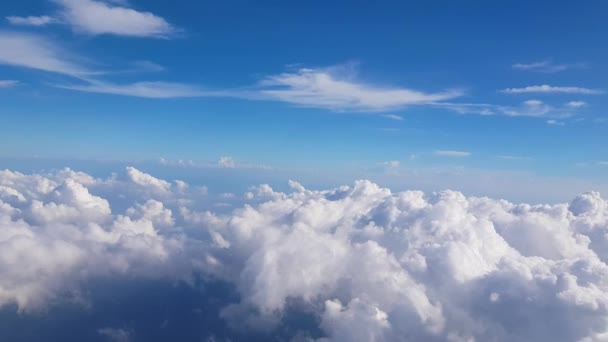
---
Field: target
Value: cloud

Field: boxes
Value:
[217,156,236,169]
[500,85,604,95]
[437,99,579,118]
[55,0,176,38]
[434,150,471,157]
[381,114,404,121]
[256,66,463,111]
[0,31,92,78]
[6,15,59,26]
[7,0,176,38]
[382,160,400,168]
[599,161,608,166]
[0,80,19,88]
[126,166,171,193]
[512,60,585,73]
[1,167,608,341]
[59,80,207,98]
[497,155,531,161]
[547,119,565,126]
[98,327,131,342]
[159,156,272,170]
[567,101,587,108]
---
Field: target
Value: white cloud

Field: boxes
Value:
[512,60,585,73]
[437,99,579,118]
[500,84,604,95]
[256,67,463,111]
[55,0,176,38]
[0,31,92,78]
[547,119,565,126]
[98,327,131,342]
[217,156,236,169]
[1,167,608,341]
[0,80,18,88]
[126,166,171,193]
[381,114,404,121]
[567,101,587,108]
[59,80,206,98]
[497,155,531,161]
[434,150,471,157]
[6,15,59,26]
[382,160,400,168]
[598,161,608,166]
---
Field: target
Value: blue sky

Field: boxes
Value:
[1,0,607,202]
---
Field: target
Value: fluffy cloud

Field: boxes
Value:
[1,167,608,341]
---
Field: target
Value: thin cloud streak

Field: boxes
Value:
[0,80,19,88]
[6,15,59,26]
[500,85,604,95]
[512,60,586,73]
[434,150,471,157]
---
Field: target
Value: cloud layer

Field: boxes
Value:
[1,167,608,340]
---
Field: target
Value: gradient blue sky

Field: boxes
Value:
[1,0,607,202]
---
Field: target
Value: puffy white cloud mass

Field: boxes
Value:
[1,167,608,341]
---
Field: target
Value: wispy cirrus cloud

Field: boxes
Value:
[434,150,471,157]
[0,33,594,120]
[56,0,178,38]
[381,114,404,121]
[500,84,604,95]
[6,0,178,38]
[256,67,463,111]
[512,60,586,73]
[546,119,565,126]
[497,155,532,161]
[0,80,19,88]
[566,101,586,108]
[6,15,59,26]
[435,99,574,118]
[59,80,208,98]
[0,31,92,78]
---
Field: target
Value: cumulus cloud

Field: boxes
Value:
[500,85,604,95]
[2,167,608,341]
[217,156,236,169]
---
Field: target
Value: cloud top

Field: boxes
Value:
[0,167,608,341]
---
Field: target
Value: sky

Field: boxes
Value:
[0,0,607,202]
[2,2,608,341]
